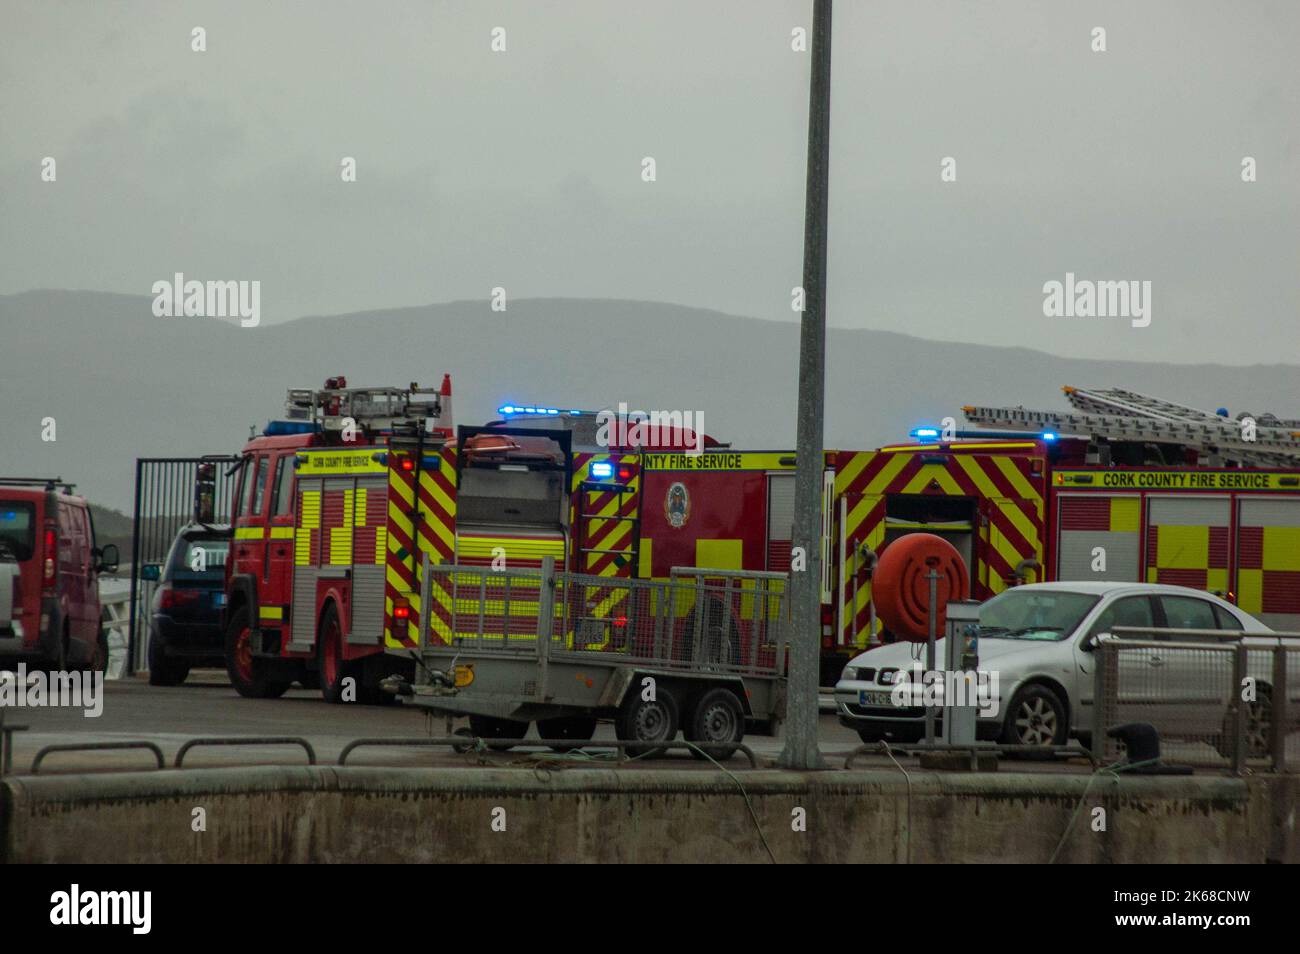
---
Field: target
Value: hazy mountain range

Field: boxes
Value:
[2,290,1297,512]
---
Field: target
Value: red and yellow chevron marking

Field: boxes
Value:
[384,447,458,649]
[831,448,1046,647]
[568,453,641,648]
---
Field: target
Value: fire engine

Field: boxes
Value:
[221,380,1300,701]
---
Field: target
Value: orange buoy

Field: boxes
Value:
[871,533,970,642]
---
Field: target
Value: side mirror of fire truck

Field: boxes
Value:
[194,461,217,524]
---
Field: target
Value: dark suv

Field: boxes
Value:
[144,524,231,686]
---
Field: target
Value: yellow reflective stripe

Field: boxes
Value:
[234,527,263,540]
[833,452,873,496]
[863,453,911,495]
[300,490,321,529]
[641,451,796,471]
[268,526,295,540]
[258,605,284,620]
[901,463,964,495]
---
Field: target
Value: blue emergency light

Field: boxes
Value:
[911,427,941,440]
[590,461,614,479]
[498,403,586,417]
[1041,432,1057,441]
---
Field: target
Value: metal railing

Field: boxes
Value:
[1093,626,1300,773]
[419,558,788,677]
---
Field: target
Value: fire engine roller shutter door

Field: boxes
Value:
[291,477,324,649]
[1236,497,1300,630]
[1056,494,1140,582]
[348,476,389,645]
[766,474,795,571]
[1145,496,1230,593]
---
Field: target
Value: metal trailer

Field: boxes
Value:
[391,557,789,755]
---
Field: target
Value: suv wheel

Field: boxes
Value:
[147,629,190,686]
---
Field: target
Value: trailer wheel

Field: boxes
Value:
[468,714,530,751]
[317,603,358,704]
[616,685,679,758]
[224,604,290,699]
[685,688,745,761]
[537,715,598,748]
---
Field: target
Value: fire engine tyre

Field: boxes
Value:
[537,716,598,748]
[224,605,290,699]
[689,599,741,669]
[468,715,530,750]
[999,684,1067,752]
[684,688,745,761]
[317,603,358,704]
[147,630,189,686]
[616,685,680,758]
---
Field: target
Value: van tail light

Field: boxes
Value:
[43,527,57,586]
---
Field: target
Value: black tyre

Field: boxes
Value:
[317,603,358,704]
[1000,684,1067,751]
[684,687,745,760]
[537,715,598,748]
[1215,686,1272,760]
[616,684,679,757]
[468,714,530,750]
[224,604,290,699]
[147,629,189,686]
[688,600,741,668]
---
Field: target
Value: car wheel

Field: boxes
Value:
[1000,684,1067,751]
[147,629,189,686]
[223,605,289,699]
[1215,686,1272,760]
[616,684,679,758]
[684,687,745,760]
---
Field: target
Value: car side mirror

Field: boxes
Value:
[139,562,161,582]
[96,543,120,574]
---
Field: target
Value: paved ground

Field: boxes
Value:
[0,671,1098,775]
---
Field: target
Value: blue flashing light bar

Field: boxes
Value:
[1041,432,1057,441]
[590,461,614,479]
[264,420,319,437]
[910,427,941,440]
[498,403,587,417]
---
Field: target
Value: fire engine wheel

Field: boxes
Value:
[317,603,358,704]
[616,685,679,758]
[537,715,598,749]
[688,600,741,669]
[468,715,530,750]
[224,605,290,700]
[684,687,745,761]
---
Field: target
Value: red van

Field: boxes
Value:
[0,479,119,671]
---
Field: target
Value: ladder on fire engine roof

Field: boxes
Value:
[283,382,444,435]
[962,386,1300,469]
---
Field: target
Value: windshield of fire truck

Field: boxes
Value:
[976,589,1100,641]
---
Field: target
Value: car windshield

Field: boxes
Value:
[0,502,36,561]
[170,535,229,582]
[976,589,1101,641]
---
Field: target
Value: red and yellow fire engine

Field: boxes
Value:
[222,382,1300,699]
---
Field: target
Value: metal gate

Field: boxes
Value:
[127,456,241,673]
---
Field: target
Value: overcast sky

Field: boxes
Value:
[2,0,1296,365]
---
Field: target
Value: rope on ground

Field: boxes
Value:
[879,740,913,864]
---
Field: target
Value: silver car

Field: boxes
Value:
[834,582,1272,748]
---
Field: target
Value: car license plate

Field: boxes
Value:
[859,690,893,707]
[212,592,226,608]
